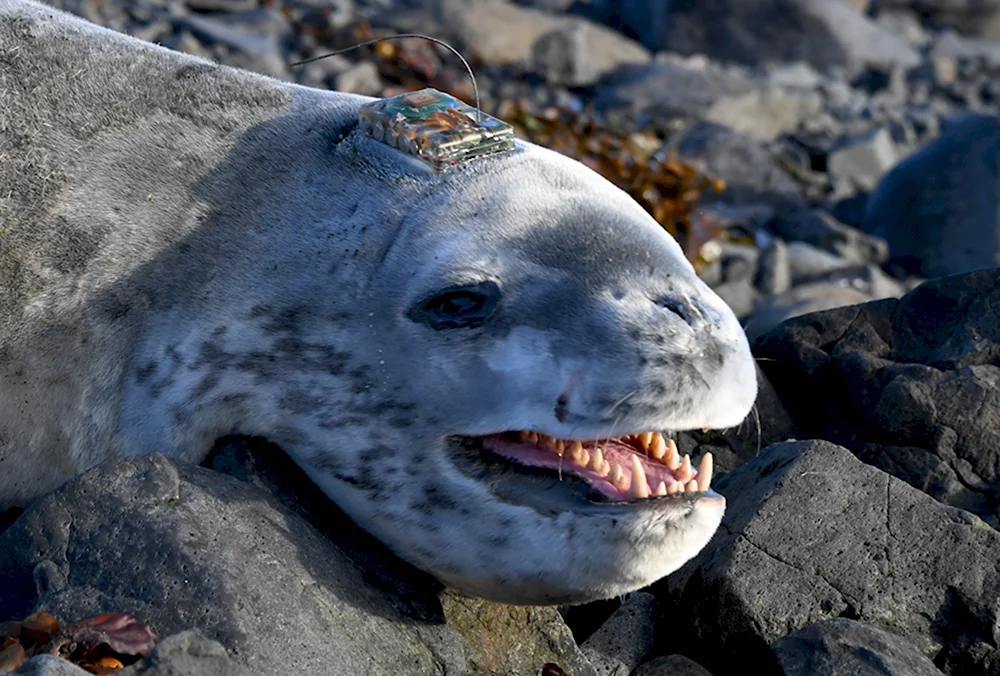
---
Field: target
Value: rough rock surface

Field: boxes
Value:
[119,631,260,676]
[771,618,945,676]
[634,654,714,676]
[754,268,1000,525]
[658,439,1000,675]
[579,592,655,676]
[0,454,594,676]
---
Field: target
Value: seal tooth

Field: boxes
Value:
[677,454,693,482]
[665,438,680,469]
[528,432,539,445]
[555,439,565,456]
[637,432,653,451]
[666,480,683,495]
[518,431,532,444]
[685,479,699,493]
[654,481,667,497]
[588,447,605,473]
[696,452,713,492]
[569,441,588,467]
[610,464,628,491]
[628,456,650,499]
[650,433,666,460]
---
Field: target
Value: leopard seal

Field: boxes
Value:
[0,0,757,604]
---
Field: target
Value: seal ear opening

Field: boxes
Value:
[408,281,501,330]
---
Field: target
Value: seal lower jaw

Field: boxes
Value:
[428,443,727,604]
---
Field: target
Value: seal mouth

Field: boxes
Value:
[461,431,713,504]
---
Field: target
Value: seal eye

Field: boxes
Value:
[409,281,500,330]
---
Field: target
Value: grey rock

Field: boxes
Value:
[711,279,758,319]
[786,241,854,285]
[634,655,714,676]
[177,9,290,78]
[672,123,805,213]
[296,53,351,90]
[333,61,382,96]
[598,58,822,142]
[580,592,655,676]
[875,0,1000,41]
[0,453,593,676]
[11,656,90,675]
[719,242,761,285]
[820,262,907,299]
[774,209,889,265]
[875,10,932,48]
[515,0,576,10]
[657,439,1000,674]
[851,65,907,100]
[531,19,650,87]
[906,106,942,141]
[743,281,874,341]
[755,237,791,296]
[439,0,646,72]
[660,0,920,73]
[753,268,1000,527]
[929,30,1000,69]
[862,113,1000,277]
[185,0,259,11]
[119,631,259,676]
[826,127,898,191]
[762,62,825,90]
[772,619,945,676]
[159,30,215,62]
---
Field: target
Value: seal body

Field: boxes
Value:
[0,0,757,604]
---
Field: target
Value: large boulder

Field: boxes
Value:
[862,113,1000,278]
[656,439,1000,675]
[0,452,595,676]
[753,268,1000,524]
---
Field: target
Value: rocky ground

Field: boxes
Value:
[2,0,1000,674]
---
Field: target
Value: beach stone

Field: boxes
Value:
[862,112,1000,277]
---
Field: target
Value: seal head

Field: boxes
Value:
[0,0,756,604]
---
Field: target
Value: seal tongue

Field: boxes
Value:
[481,432,713,501]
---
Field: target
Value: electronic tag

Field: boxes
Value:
[358,88,516,170]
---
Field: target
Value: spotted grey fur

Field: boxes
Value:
[0,0,757,604]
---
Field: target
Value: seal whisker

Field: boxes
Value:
[606,389,638,416]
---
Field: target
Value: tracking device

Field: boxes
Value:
[358,88,516,170]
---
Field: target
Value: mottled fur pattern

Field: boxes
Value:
[0,0,757,603]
